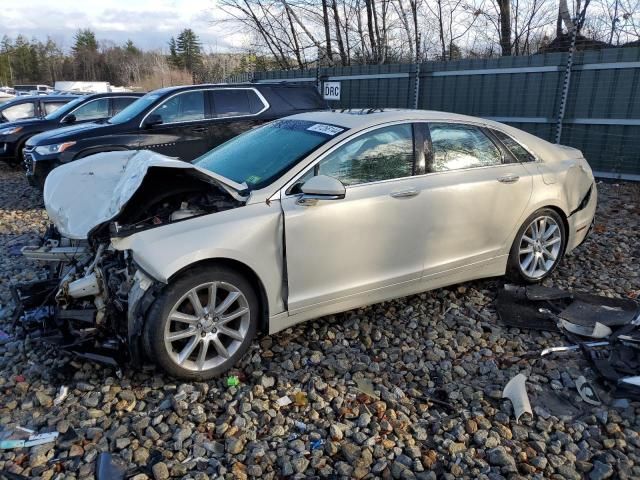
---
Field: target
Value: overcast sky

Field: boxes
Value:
[0,0,242,52]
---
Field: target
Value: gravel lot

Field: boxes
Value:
[0,162,639,480]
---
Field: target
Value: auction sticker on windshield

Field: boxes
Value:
[307,124,344,136]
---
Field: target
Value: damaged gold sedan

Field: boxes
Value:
[14,110,597,379]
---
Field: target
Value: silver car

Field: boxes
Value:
[28,110,597,379]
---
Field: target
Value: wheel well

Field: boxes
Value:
[544,205,570,253]
[168,258,270,333]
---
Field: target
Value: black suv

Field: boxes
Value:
[0,95,78,123]
[25,83,327,187]
[1,92,142,165]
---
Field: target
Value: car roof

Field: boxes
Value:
[80,92,143,99]
[0,94,77,104]
[150,83,316,96]
[284,109,512,130]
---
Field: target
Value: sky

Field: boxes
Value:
[0,0,243,52]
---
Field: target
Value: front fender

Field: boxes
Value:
[112,201,286,316]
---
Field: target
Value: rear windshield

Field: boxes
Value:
[194,119,345,190]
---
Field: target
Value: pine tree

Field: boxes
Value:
[175,29,202,82]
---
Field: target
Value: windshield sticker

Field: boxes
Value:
[307,124,344,136]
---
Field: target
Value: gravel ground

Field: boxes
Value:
[0,162,639,480]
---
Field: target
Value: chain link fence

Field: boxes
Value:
[224,46,640,180]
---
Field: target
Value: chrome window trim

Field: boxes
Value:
[138,87,270,129]
[283,120,417,197]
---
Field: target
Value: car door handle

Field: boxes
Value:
[497,174,520,184]
[390,189,419,198]
[190,127,208,133]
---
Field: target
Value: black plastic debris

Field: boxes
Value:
[497,284,640,400]
[95,452,126,480]
[496,284,640,332]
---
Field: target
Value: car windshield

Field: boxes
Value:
[44,97,85,120]
[194,119,345,190]
[108,93,162,124]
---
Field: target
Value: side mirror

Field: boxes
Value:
[143,113,163,129]
[298,175,345,205]
[61,114,76,124]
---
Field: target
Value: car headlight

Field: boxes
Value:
[34,142,76,156]
[0,126,22,135]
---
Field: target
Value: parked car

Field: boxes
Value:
[0,92,142,166]
[24,83,327,187]
[18,110,597,379]
[0,95,77,123]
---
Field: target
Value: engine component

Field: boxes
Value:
[170,202,204,222]
[68,272,101,298]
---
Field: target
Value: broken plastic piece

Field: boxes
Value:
[620,376,640,387]
[95,452,126,480]
[540,341,609,356]
[354,378,379,399]
[575,376,601,405]
[0,430,59,450]
[226,376,240,387]
[560,320,612,338]
[53,386,69,406]
[311,439,325,450]
[276,396,292,407]
[502,374,533,423]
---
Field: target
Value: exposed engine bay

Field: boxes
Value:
[14,159,245,367]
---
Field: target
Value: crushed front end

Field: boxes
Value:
[13,229,157,367]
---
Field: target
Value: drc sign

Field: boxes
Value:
[323,81,341,100]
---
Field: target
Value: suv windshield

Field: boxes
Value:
[109,93,161,124]
[45,97,84,120]
[194,119,345,190]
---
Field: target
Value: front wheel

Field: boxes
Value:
[143,266,258,380]
[507,208,566,283]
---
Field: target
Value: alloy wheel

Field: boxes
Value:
[518,215,563,280]
[163,281,251,372]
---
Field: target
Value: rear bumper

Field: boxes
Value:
[566,182,598,253]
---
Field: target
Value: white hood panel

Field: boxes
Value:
[44,150,244,240]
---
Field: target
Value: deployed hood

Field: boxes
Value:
[44,150,248,240]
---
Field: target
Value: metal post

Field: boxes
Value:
[412,62,421,109]
[555,19,579,144]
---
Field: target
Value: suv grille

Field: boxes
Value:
[23,145,35,173]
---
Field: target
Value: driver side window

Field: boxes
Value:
[316,123,414,186]
[72,98,110,121]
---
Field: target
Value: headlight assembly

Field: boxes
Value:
[34,141,76,156]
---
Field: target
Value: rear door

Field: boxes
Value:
[413,122,533,276]
[138,90,211,160]
[208,88,268,150]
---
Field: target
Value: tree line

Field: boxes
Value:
[217,0,640,68]
[0,28,271,89]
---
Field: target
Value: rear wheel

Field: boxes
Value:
[507,208,566,283]
[143,266,258,380]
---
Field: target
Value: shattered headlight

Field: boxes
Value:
[0,126,22,135]
[35,141,76,155]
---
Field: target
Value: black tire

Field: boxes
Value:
[143,265,259,380]
[506,208,566,284]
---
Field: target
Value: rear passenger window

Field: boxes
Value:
[429,123,502,172]
[3,102,35,121]
[492,130,536,162]
[212,90,264,117]
[153,91,205,123]
[72,98,110,121]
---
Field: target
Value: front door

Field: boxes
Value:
[280,122,427,314]
[140,90,211,160]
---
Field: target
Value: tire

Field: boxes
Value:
[506,208,566,284]
[143,265,259,380]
